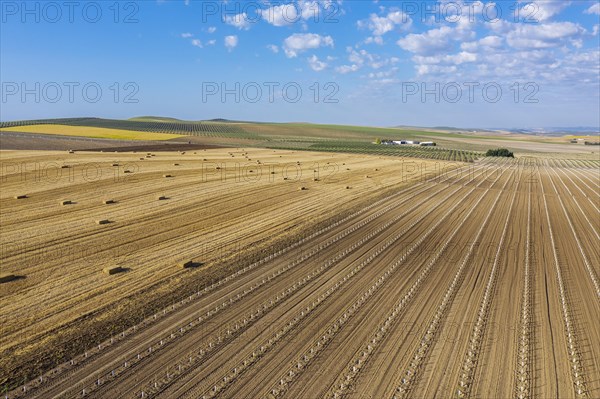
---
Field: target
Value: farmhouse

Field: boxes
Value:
[382,140,436,146]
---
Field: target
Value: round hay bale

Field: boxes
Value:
[103,266,125,275]
[180,261,195,269]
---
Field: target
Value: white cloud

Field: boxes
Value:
[298,0,323,20]
[259,1,334,27]
[206,39,216,46]
[504,21,586,49]
[358,10,412,38]
[207,26,217,34]
[224,35,238,51]
[365,36,384,45]
[224,13,251,30]
[336,64,360,74]
[416,64,457,76]
[191,39,202,48]
[368,67,399,79]
[514,1,571,22]
[181,32,193,38]
[283,33,334,58]
[259,4,299,26]
[308,54,328,71]
[398,26,453,55]
[413,51,477,66]
[397,20,477,55]
[479,35,503,48]
[336,47,399,73]
[585,3,600,15]
[461,35,503,52]
[267,44,279,53]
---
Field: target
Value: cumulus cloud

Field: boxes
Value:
[365,36,384,45]
[224,13,251,30]
[358,10,412,39]
[224,35,239,51]
[181,32,193,38]
[504,21,586,49]
[283,33,334,58]
[368,67,399,79]
[336,47,399,73]
[398,26,456,55]
[308,55,328,71]
[413,51,477,67]
[460,35,503,52]
[191,39,202,48]
[207,26,217,34]
[258,1,333,27]
[336,64,360,74]
[259,3,299,26]
[513,1,571,22]
[585,3,600,15]
[267,44,279,53]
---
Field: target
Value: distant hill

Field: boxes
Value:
[128,116,184,122]
[500,127,600,137]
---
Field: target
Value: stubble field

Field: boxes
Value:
[0,148,598,399]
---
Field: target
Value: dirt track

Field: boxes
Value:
[1,150,599,399]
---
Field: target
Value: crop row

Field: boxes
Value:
[390,168,511,399]
[136,165,487,398]
[539,169,588,398]
[85,180,447,398]
[545,166,600,300]
[515,181,533,399]
[310,164,502,398]
[267,142,481,163]
[455,168,520,397]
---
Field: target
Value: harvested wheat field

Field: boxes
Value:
[1,149,599,399]
[0,148,448,389]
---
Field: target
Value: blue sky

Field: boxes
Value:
[1,0,599,128]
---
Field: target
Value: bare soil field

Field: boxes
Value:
[1,148,598,399]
